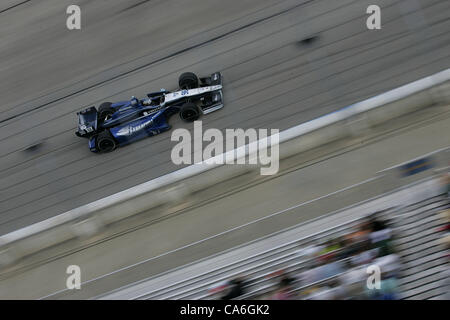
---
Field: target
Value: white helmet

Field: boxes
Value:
[131,96,139,106]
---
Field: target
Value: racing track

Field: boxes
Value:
[0,0,450,235]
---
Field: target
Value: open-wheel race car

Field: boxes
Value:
[75,71,223,153]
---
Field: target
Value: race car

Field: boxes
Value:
[75,72,223,153]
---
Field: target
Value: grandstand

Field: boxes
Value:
[99,174,449,300]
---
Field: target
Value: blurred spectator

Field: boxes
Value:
[339,263,366,299]
[221,277,246,300]
[321,257,345,279]
[373,254,401,277]
[370,217,387,231]
[365,272,399,300]
[271,274,295,300]
[305,285,334,300]
[350,242,375,266]
[318,239,342,263]
[345,220,371,243]
[437,209,450,237]
[337,236,354,260]
[305,279,345,300]
[319,239,341,255]
[297,241,325,259]
[299,261,321,284]
[293,242,323,261]
[440,171,449,195]
[369,218,395,257]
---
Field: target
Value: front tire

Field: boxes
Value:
[179,72,198,89]
[179,102,200,122]
[96,130,116,153]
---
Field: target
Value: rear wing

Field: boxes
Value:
[200,72,223,114]
[75,106,98,138]
[200,72,222,87]
[201,89,223,115]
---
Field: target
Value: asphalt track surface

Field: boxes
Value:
[0,0,450,235]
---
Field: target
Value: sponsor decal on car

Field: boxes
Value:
[116,119,154,136]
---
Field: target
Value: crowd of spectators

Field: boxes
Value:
[289,214,399,300]
[216,213,401,300]
[216,172,450,300]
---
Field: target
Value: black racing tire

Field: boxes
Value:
[96,130,116,153]
[178,72,198,89]
[179,102,200,122]
[98,102,114,122]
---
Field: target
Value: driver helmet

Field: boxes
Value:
[131,96,139,106]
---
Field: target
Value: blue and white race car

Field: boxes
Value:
[75,72,223,153]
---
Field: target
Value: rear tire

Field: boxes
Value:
[179,102,200,122]
[98,102,114,122]
[179,72,198,89]
[96,130,116,153]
